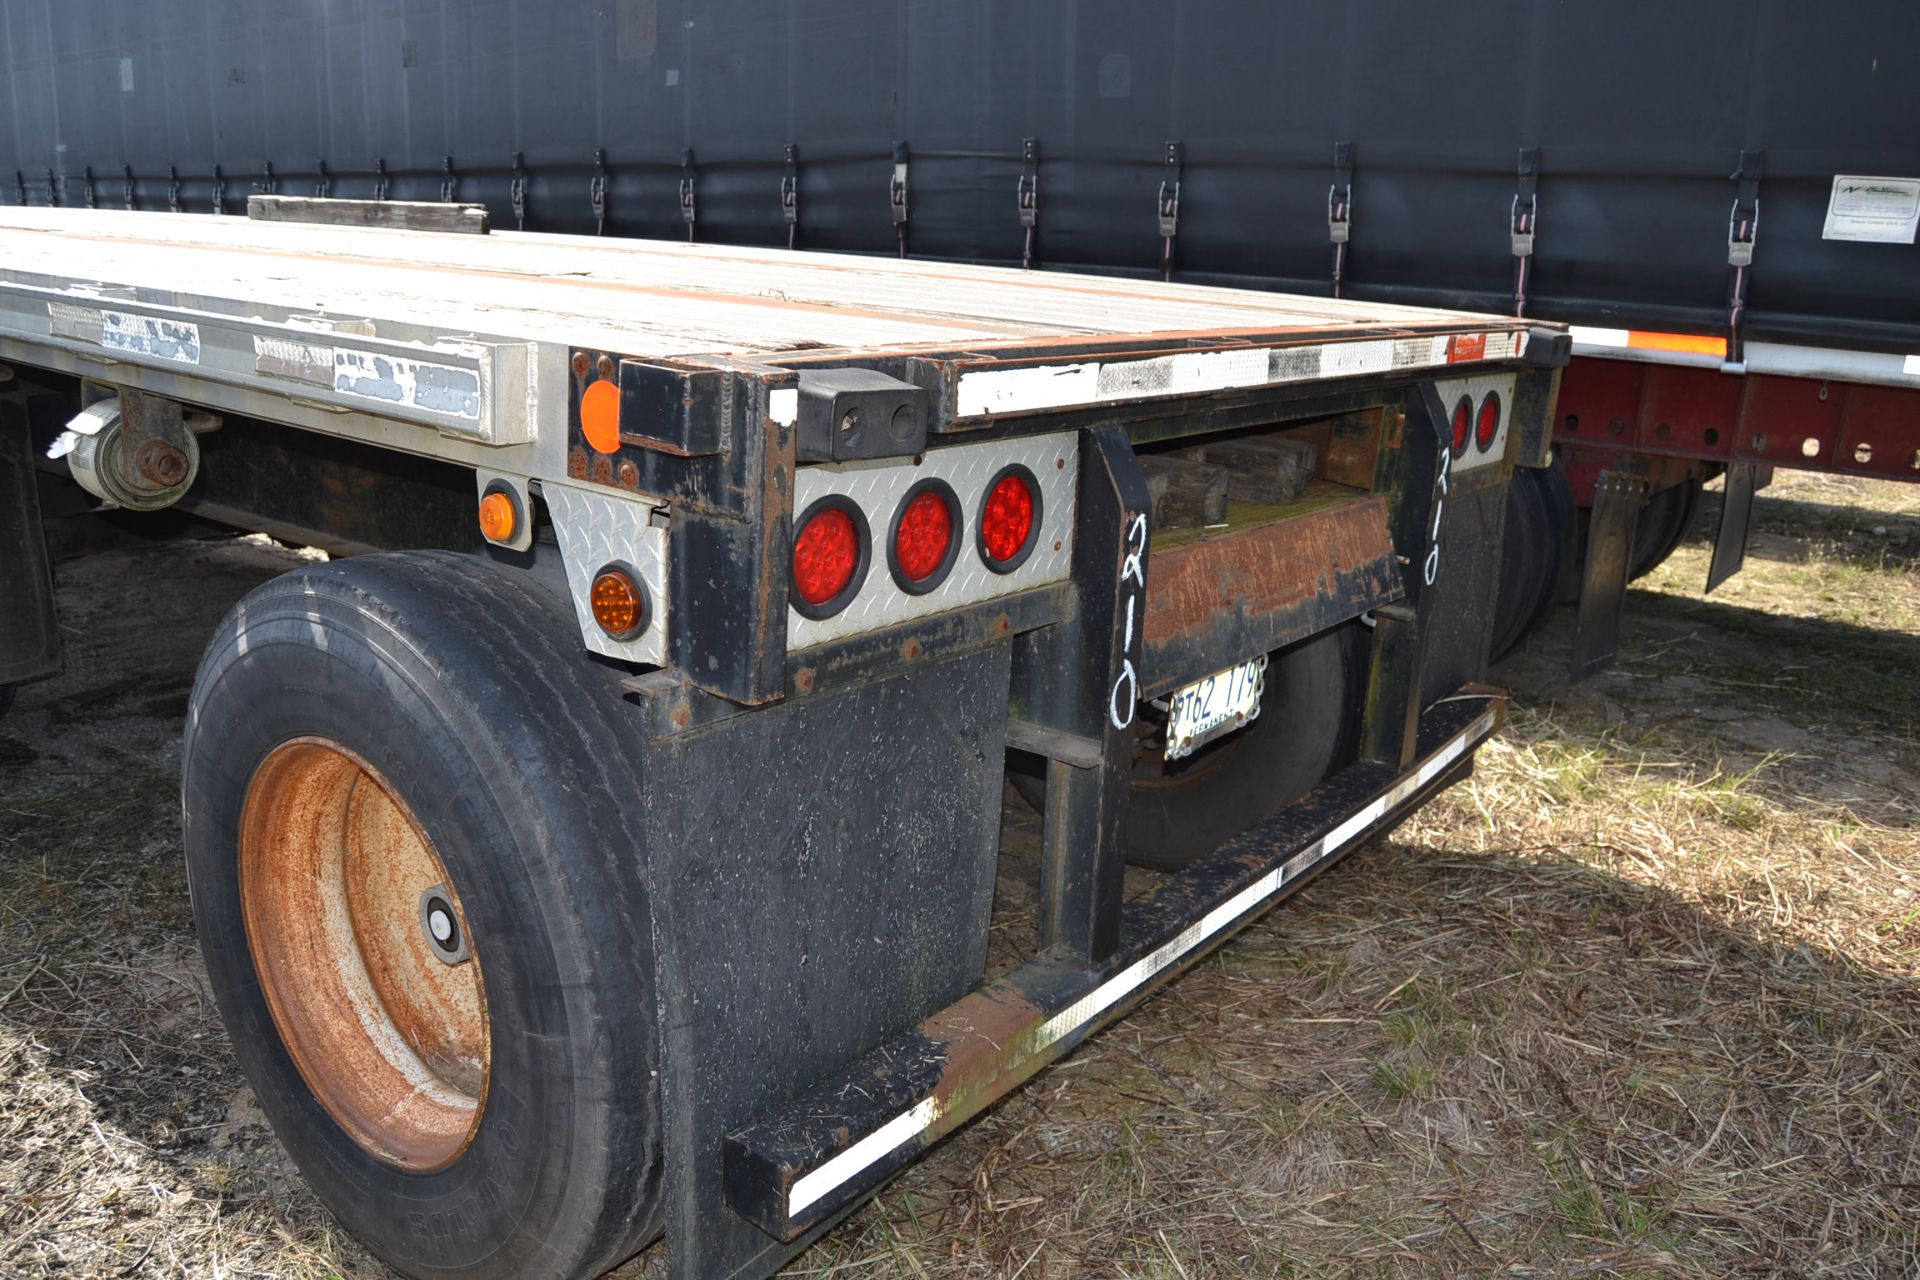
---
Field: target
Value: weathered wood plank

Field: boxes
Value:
[0,206,1522,364]
[247,195,490,235]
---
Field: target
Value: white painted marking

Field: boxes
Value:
[1109,513,1149,730]
[787,1096,941,1218]
[783,709,1497,1218]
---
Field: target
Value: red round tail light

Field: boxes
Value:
[1450,397,1472,456]
[888,480,961,593]
[978,466,1041,572]
[790,498,868,618]
[1475,392,1501,451]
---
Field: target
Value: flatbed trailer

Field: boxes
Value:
[0,202,1564,1279]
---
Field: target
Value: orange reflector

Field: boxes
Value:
[1446,332,1487,362]
[1626,330,1727,357]
[580,380,622,454]
[589,566,647,639]
[477,490,518,543]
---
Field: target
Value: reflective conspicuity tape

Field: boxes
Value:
[1569,326,1727,358]
[780,706,1499,1222]
[953,331,1522,419]
[787,1097,941,1218]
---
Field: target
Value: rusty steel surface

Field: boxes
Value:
[1140,491,1401,694]
[1554,356,1920,491]
[238,738,489,1172]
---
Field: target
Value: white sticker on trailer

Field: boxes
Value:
[333,349,483,421]
[99,310,202,364]
[1822,175,1920,244]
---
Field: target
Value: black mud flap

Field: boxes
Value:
[0,399,60,688]
[636,644,1011,1280]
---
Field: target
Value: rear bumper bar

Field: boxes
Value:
[724,687,1505,1240]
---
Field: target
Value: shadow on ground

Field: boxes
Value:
[2,482,1916,1277]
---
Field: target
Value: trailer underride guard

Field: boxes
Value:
[0,203,1567,1279]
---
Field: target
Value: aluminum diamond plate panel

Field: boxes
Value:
[1432,373,1516,472]
[789,432,1078,650]
[543,480,669,666]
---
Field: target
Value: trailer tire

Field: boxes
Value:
[1489,461,1577,661]
[1629,478,1702,581]
[1011,624,1362,871]
[183,551,662,1280]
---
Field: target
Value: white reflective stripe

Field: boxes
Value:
[1569,325,1630,348]
[1031,708,1490,1051]
[1903,354,1920,376]
[953,334,1516,419]
[784,707,1497,1220]
[787,1096,941,1219]
[768,387,799,425]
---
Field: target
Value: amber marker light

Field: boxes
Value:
[477,489,518,543]
[589,564,648,640]
[581,379,622,455]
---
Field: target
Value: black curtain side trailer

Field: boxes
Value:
[3,0,1914,668]
[4,0,1911,346]
[0,201,1561,1277]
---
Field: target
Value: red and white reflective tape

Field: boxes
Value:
[953,331,1524,419]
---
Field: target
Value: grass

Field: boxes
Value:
[4,472,1919,1278]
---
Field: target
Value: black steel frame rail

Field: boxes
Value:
[723,688,1505,1241]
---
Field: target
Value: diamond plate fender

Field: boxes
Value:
[542,480,669,666]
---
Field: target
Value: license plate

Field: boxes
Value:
[1164,656,1268,761]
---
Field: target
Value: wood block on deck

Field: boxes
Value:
[1183,436,1319,505]
[1139,454,1230,530]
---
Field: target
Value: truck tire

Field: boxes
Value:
[1011,624,1363,871]
[182,551,663,1280]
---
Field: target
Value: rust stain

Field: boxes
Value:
[238,739,488,1174]
[918,980,1051,1117]
[1142,494,1396,650]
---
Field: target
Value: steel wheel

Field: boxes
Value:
[238,737,489,1172]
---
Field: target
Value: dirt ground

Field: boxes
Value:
[2,470,1916,1279]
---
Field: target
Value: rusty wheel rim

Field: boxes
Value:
[239,738,489,1172]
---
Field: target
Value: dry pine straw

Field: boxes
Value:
[3,479,1918,1280]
